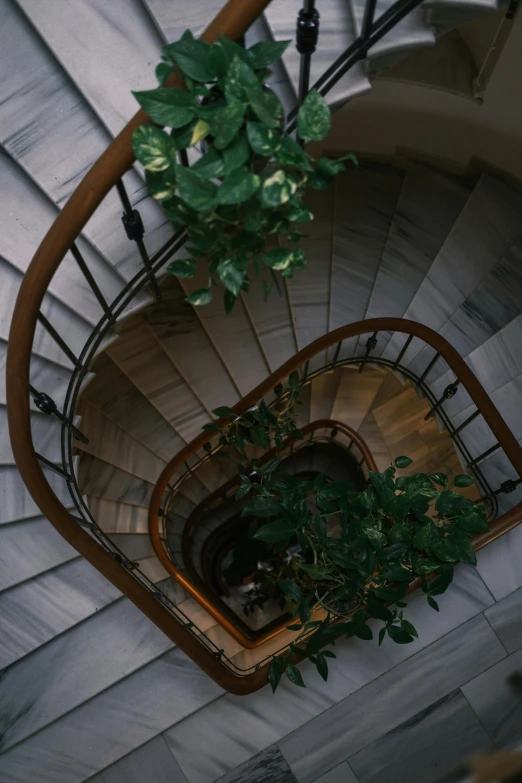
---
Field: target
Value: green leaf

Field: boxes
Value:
[185,287,212,306]
[298,563,333,580]
[316,654,329,682]
[253,517,298,540]
[401,619,418,638]
[249,89,282,127]
[428,563,454,596]
[212,406,237,419]
[454,474,475,488]
[262,457,280,474]
[378,627,386,646]
[224,289,237,314]
[218,35,255,68]
[403,474,438,499]
[444,533,477,566]
[163,37,214,83]
[235,482,252,501]
[132,125,175,172]
[167,258,197,278]
[176,165,218,210]
[248,39,291,68]
[429,472,448,487]
[222,133,251,172]
[217,167,260,205]
[435,490,472,515]
[191,148,226,179]
[190,119,211,146]
[145,167,176,200]
[132,88,196,127]
[216,259,244,295]
[261,170,298,207]
[278,579,302,603]
[245,496,283,519]
[246,121,281,156]
[205,103,248,149]
[427,595,440,611]
[355,623,373,641]
[458,508,489,534]
[224,56,259,104]
[155,62,172,85]
[262,246,305,272]
[286,203,314,223]
[286,664,306,688]
[268,657,284,693]
[202,422,220,432]
[297,89,331,141]
[276,136,312,171]
[395,456,413,469]
[387,625,415,644]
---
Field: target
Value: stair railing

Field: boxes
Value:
[7,0,521,693]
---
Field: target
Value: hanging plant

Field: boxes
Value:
[132,31,356,312]
[204,379,488,692]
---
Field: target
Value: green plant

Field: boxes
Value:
[132,31,356,312]
[205,380,489,692]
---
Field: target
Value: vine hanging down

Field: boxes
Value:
[132,31,356,312]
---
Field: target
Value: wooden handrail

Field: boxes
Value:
[6,0,276,697]
[156,419,378,649]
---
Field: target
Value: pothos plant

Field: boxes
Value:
[204,375,490,692]
[132,31,356,313]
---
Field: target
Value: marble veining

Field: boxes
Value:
[0,512,76,592]
[215,745,298,783]
[89,735,188,783]
[0,558,121,670]
[0,648,222,783]
[311,762,359,783]
[87,497,150,534]
[77,453,154,507]
[485,586,522,654]
[348,690,491,783]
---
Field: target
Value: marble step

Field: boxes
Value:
[0,511,77,594]
[0,1,173,284]
[107,533,157,562]
[79,353,183,461]
[0,405,62,465]
[141,279,240,411]
[0,556,121,670]
[76,403,166,484]
[0,464,73,526]
[295,382,312,431]
[264,0,371,109]
[357,410,393,471]
[309,371,342,422]
[78,453,154,508]
[285,187,335,374]
[108,314,210,443]
[423,0,500,35]
[349,0,435,75]
[85,734,189,783]
[330,366,386,431]
[328,163,404,363]
[366,162,472,358]
[86,497,150,534]
[382,174,522,374]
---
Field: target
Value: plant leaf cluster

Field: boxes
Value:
[133,31,356,313]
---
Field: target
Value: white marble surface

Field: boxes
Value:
[309,372,341,423]
[16,0,164,136]
[329,165,403,361]
[0,648,222,783]
[349,0,434,65]
[81,354,179,461]
[278,616,505,783]
[0,557,121,670]
[164,566,495,783]
[78,453,154,507]
[476,516,522,600]
[311,763,358,783]
[87,497,150,534]
[0,465,72,526]
[264,0,371,107]
[89,735,188,783]
[109,316,209,443]
[331,367,385,432]
[108,533,156,561]
[485,585,522,654]
[142,281,240,411]
[0,597,174,753]
[0,512,76,592]
[215,745,297,783]
[383,175,522,369]
[78,403,166,484]
[0,405,61,464]
[348,690,491,783]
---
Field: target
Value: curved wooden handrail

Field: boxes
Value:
[6,0,277,697]
[163,419,377,648]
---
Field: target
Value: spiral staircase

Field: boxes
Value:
[2,0,522,781]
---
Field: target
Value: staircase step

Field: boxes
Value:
[310,371,342,422]
[76,403,166,484]
[329,164,403,362]
[357,411,393,471]
[331,366,386,431]
[87,734,188,783]
[78,454,154,508]
[366,162,471,357]
[80,354,182,461]
[0,465,73,526]
[0,556,121,670]
[264,0,371,109]
[0,405,62,465]
[86,497,150,534]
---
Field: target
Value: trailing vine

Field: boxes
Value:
[132,31,355,312]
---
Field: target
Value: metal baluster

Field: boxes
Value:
[70,243,112,320]
[330,428,338,439]
[330,341,342,368]
[418,352,440,384]
[453,409,481,434]
[392,334,414,371]
[467,442,501,467]
[116,179,162,302]
[347,440,354,452]
[37,313,81,369]
[361,0,379,42]
[296,0,320,106]
[30,385,89,444]
[302,360,310,382]
[424,380,460,421]
[35,451,74,481]
[178,149,190,167]
[358,331,378,374]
